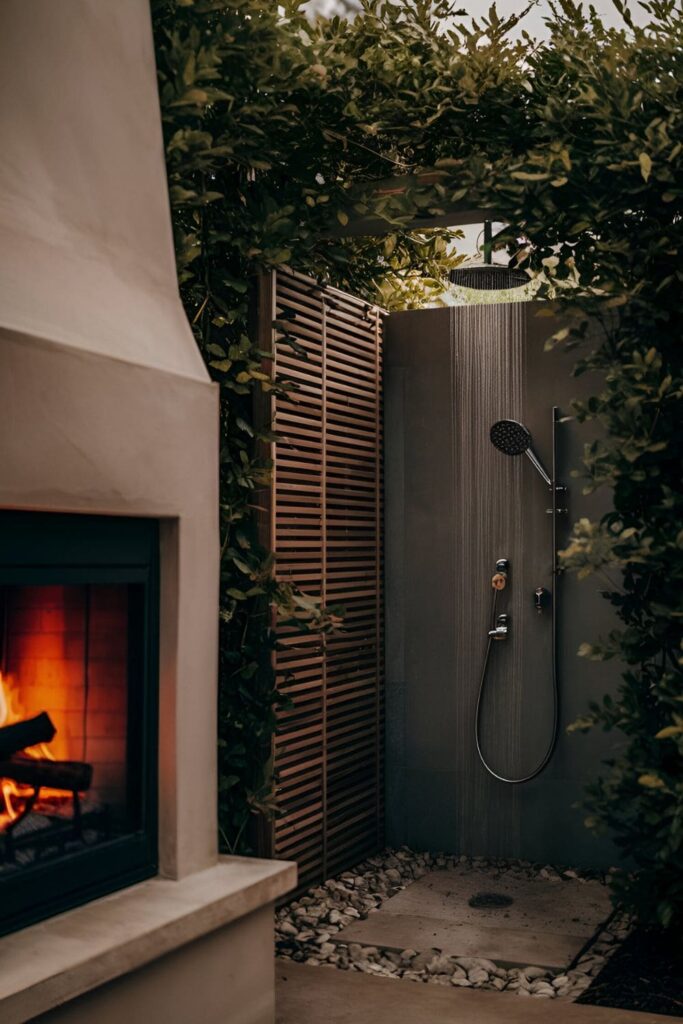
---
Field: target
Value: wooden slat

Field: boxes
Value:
[259,268,384,891]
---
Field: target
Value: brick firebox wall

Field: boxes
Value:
[2,585,128,814]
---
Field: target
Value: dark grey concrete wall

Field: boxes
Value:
[384,303,622,867]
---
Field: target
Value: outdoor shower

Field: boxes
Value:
[474,409,567,784]
[385,302,617,859]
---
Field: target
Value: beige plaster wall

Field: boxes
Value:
[0,331,219,878]
[0,0,206,381]
[0,0,220,878]
[31,906,276,1024]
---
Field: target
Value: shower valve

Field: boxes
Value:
[491,558,509,590]
[488,614,509,640]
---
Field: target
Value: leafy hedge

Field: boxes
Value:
[153,0,683,925]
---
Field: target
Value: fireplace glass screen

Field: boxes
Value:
[0,514,158,935]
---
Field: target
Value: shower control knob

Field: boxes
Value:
[492,558,509,589]
[491,572,507,591]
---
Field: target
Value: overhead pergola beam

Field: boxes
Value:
[322,170,499,237]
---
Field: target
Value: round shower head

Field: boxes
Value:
[490,419,532,456]
[449,264,528,291]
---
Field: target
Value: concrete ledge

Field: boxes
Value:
[0,855,296,1024]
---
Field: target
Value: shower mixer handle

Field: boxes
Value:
[491,558,509,591]
[488,614,509,640]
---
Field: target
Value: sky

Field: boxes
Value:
[304,0,649,35]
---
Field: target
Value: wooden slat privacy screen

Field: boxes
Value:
[257,268,385,889]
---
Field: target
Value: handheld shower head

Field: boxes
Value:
[490,419,551,486]
[490,419,532,456]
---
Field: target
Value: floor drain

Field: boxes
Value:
[468,892,514,909]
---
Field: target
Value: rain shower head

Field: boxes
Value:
[448,264,528,291]
[490,419,551,486]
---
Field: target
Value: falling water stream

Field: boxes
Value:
[449,301,530,855]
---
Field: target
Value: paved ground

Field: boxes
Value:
[336,865,611,969]
[276,962,683,1024]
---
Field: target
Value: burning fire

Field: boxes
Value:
[0,671,58,830]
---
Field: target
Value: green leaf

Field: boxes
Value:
[235,417,254,436]
[638,774,665,789]
[171,88,208,107]
[510,171,550,181]
[655,726,683,740]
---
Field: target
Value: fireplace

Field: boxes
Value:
[0,511,158,936]
[0,5,295,1020]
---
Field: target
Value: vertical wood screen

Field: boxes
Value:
[257,268,384,888]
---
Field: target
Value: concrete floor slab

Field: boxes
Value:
[276,962,680,1024]
[337,866,611,968]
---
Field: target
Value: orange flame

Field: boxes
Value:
[0,671,60,831]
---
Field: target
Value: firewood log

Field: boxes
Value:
[0,712,56,758]
[0,756,92,792]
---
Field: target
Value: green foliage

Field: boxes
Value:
[154,0,683,924]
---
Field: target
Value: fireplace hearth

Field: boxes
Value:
[0,512,159,936]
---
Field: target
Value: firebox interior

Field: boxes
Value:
[0,512,159,936]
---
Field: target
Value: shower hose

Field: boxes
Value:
[475,587,559,784]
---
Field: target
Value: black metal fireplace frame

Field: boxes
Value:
[0,512,159,936]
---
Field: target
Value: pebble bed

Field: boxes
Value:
[275,848,631,1002]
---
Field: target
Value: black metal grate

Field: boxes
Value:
[468,892,514,909]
